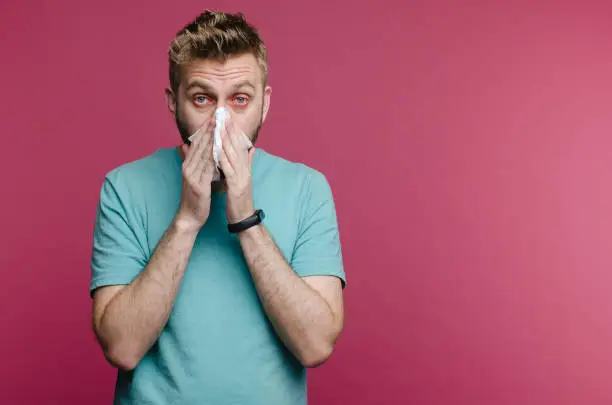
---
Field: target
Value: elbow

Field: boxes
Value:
[103,344,142,371]
[94,324,144,371]
[297,323,343,368]
[299,341,335,368]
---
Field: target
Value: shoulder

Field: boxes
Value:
[255,148,332,194]
[101,148,178,195]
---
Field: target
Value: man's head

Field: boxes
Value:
[165,10,271,145]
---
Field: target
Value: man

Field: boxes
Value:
[89,9,346,405]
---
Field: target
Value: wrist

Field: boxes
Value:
[171,214,203,236]
[231,209,265,235]
[228,206,255,225]
[237,223,265,241]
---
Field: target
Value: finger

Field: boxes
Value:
[222,118,241,170]
[187,117,213,158]
[227,115,247,152]
[218,145,236,179]
[230,117,251,164]
[185,138,207,179]
[183,129,204,173]
[203,115,215,140]
[193,132,213,179]
[199,135,215,184]
[185,118,213,175]
[219,119,236,169]
[198,118,214,154]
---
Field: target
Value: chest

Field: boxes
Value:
[143,188,301,266]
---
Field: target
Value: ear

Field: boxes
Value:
[165,87,177,114]
[262,85,272,122]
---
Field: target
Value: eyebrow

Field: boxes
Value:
[185,80,214,92]
[185,79,256,93]
[231,80,256,91]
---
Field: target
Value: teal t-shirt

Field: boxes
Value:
[90,147,346,405]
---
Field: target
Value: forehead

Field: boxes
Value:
[180,53,263,91]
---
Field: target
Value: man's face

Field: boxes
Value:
[166,53,271,146]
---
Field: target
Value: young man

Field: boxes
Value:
[89,10,346,405]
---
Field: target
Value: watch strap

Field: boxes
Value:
[228,209,265,233]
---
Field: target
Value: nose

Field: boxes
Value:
[210,102,227,123]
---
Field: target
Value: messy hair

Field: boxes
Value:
[168,10,268,93]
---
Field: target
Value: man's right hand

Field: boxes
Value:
[93,124,215,368]
[175,119,215,232]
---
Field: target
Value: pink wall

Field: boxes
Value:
[2,0,612,404]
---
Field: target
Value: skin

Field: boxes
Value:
[91,52,344,371]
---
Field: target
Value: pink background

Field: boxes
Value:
[2,0,612,404]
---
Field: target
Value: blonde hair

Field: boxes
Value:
[168,10,268,93]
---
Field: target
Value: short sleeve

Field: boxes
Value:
[90,175,148,296]
[290,171,346,288]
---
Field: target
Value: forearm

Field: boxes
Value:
[97,218,198,368]
[238,224,338,367]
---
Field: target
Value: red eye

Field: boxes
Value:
[233,95,249,106]
[194,95,210,105]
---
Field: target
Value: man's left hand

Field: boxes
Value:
[218,113,256,224]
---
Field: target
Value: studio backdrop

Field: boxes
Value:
[2,0,612,404]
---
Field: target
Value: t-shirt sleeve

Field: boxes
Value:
[90,175,148,296]
[290,170,346,288]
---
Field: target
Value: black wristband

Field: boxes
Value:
[228,209,265,233]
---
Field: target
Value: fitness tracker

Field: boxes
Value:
[228,209,265,233]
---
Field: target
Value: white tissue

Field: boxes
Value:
[212,107,228,180]
[188,107,253,181]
